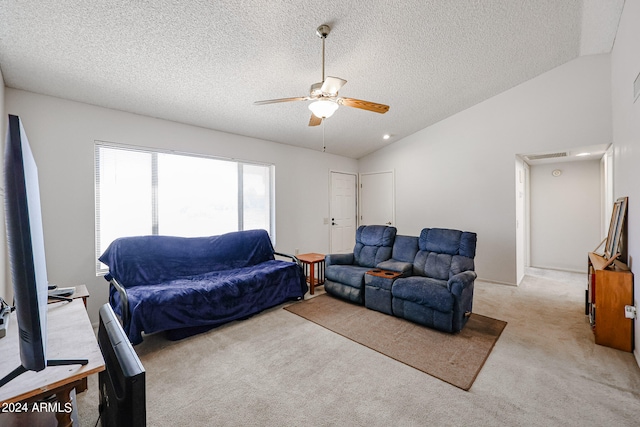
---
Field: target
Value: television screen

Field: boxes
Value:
[1,114,87,388]
[98,303,146,427]
[1,114,49,387]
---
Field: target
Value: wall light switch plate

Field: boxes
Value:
[624,305,637,319]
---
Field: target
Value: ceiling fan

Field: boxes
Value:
[254,24,390,126]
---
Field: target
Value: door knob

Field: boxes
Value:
[386,221,392,225]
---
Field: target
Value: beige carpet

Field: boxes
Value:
[284,293,506,390]
[76,269,640,426]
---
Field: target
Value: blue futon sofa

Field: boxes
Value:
[99,229,307,344]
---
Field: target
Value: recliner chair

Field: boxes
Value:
[324,225,397,304]
[391,228,477,333]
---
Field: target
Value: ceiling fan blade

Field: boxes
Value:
[254,96,308,105]
[320,76,347,95]
[339,97,390,114]
[309,114,322,126]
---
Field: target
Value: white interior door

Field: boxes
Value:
[360,171,395,226]
[330,171,357,253]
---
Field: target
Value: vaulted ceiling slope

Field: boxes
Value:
[0,1,624,158]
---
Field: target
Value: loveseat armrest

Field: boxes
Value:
[109,277,130,329]
[325,253,355,267]
[275,251,301,268]
[447,270,477,297]
[376,259,413,276]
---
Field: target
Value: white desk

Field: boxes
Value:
[0,299,105,426]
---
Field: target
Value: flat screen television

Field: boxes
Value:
[1,114,86,388]
[98,303,146,427]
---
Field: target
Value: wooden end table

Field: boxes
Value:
[297,253,325,295]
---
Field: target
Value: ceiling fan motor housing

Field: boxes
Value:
[310,82,323,97]
[316,25,330,38]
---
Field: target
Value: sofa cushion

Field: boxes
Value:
[413,228,477,280]
[358,225,396,246]
[413,252,453,281]
[110,259,304,345]
[391,235,419,262]
[353,225,396,268]
[325,264,371,288]
[375,235,418,275]
[451,255,475,277]
[419,228,476,258]
[392,276,454,312]
[100,229,275,287]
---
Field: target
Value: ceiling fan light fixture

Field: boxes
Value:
[309,99,338,118]
[254,24,389,127]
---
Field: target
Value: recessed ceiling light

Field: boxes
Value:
[576,152,591,157]
[383,134,390,140]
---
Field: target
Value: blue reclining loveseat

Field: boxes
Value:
[325,225,477,333]
[390,228,477,333]
[324,225,397,304]
[99,229,307,344]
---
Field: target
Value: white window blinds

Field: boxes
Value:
[95,143,274,273]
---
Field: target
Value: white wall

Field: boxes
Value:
[529,160,601,272]
[358,54,612,285]
[611,0,640,366]
[5,89,357,324]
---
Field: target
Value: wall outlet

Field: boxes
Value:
[295,248,299,255]
[624,305,637,319]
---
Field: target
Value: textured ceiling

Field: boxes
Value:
[0,1,624,159]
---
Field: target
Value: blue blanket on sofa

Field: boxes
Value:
[99,230,306,344]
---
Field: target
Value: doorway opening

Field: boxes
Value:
[515,144,612,285]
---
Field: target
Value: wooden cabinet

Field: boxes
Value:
[587,252,634,352]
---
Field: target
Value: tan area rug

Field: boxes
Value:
[285,293,507,390]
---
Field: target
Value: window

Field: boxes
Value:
[95,143,274,273]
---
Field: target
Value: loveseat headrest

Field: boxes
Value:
[419,228,477,259]
[356,225,397,246]
[353,225,397,268]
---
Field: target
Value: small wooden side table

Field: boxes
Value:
[297,253,325,295]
